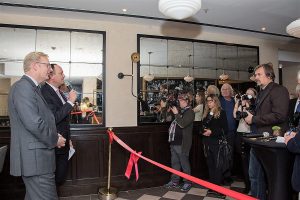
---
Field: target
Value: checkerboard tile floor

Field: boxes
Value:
[115,181,246,200]
[59,181,247,200]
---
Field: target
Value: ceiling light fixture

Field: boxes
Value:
[122,8,127,12]
[184,54,194,82]
[287,18,300,38]
[143,52,154,82]
[219,58,229,81]
[158,0,202,20]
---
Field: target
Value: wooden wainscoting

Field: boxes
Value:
[0,123,208,199]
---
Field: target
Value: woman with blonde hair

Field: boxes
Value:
[201,94,228,198]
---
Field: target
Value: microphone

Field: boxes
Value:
[64,81,73,92]
[244,132,270,138]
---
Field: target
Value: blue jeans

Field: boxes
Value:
[249,148,266,200]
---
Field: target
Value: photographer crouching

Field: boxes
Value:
[233,88,257,193]
[164,93,195,192]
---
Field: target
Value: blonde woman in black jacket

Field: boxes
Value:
[202,94,228,198]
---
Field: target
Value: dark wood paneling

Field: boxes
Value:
[0,124,208,199]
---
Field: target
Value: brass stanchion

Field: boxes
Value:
[98,128,117,200]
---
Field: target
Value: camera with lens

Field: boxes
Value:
[167,99,178,108]
[289,112,300,132]
[200,112,214,134]
[235,94,256,120]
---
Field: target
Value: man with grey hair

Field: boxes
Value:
[220,83,236,185]
[8,52,66,199]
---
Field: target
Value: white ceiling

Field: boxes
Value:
[0,0,299,37]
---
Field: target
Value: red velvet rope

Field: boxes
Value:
[70,111,99,124]
[107,129,257,200]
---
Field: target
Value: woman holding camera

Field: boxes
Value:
[202,94,228,198]
[233,87,257,193]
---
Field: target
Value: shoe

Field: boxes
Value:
[210,191,226,199]
[223,177,234,186]
[181,183,192,192]
[164,181,180,189]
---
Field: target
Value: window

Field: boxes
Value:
[0,25,105,126]
[138,35,258,124]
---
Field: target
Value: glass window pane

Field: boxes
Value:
[0,28,35,61]
[71,32,103,63]
[36,30,70,62]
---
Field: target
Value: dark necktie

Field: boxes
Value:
[296,101,300,113]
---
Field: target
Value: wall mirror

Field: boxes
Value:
[138,35,258,124]
[0,25,105,127]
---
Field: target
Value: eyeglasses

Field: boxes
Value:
[36,62,51,69]
[207,99,214,103]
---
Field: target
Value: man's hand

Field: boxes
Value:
[284,131,296,145]
[57,134,66,148]
[170,106,178,115]
[244,111,253,124]
[68,90,77,103]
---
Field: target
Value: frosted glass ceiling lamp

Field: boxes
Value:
[287,19,300,38]
[219,72,229,81]
[143,52,155,82]
[184,54,194,82]
[184,75,194,82]
[219,58,229,81]
[158,0,202,20]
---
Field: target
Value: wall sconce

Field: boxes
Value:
[117,52,140,98]
[158,0,202,20]
[143,52,154,82]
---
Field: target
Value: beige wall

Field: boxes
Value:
[0,78,11,116]
[282,62,300,96]
[1,13,300,126]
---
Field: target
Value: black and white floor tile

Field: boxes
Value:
[59,181,247,200]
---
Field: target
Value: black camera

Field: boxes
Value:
[167,99,178,108]
[235,94,256,120]
[289,112,300,132]
[200,112,213,134]
[236,110,248,120]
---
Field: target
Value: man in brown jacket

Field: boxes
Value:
[245,62,289,200]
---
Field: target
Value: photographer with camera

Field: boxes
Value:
[202,94,228,198]
[164,93,195,192]
[244,63,289,200]
[233,88,257,193]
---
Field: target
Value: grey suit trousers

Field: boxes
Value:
[22,173,58,200]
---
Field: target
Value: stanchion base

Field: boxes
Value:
[98,187,117,200]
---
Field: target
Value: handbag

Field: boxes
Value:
[216,130,233,173]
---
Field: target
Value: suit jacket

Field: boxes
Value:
[287,133,300,192]
[8,75,58,176]
[288,98,297,126]
[252,82,290,135]
[41,83,73,154]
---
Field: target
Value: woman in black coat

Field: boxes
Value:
[202,94,228,198]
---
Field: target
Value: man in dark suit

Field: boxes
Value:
[41,64,77,185]
[288,84,300,128]
[245,62,290,200]
[8,52,66,200]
